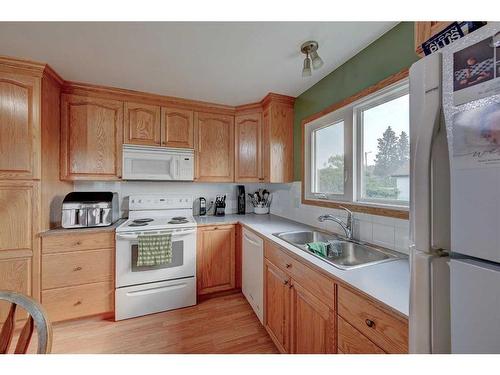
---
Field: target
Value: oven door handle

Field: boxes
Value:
[116,229,196,240]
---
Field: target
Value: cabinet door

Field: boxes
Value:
[161,107,194,148]
[264,259,290,353]
[235,112,262,182]
[0,71,40,179]
[197,225,236,295]
[0,257,31,322]
[124,101,161,146]
[414,22,452,55]
[195,112,234,182]
[268,103,294,183]
[0,180,40,308]
[290,280,335,354]
[0,181,36,253]
[61,94,123,180]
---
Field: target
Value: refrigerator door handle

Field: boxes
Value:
[410,52,442,253]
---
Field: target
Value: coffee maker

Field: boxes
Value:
[237,185,246,214]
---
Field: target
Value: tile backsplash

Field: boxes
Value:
[74,180,410,255]
[74,180,272,217]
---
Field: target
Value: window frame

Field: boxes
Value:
[301,70,410,220]
[354,80,410,207]
[305,107,353,203]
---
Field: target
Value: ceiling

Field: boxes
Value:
[0,22,397,106]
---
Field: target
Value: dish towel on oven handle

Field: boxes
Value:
[137,234,173,266]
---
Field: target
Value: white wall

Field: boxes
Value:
[75,180,410,255]
[269,182,410,255]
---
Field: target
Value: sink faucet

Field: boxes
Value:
[318,206,353,240]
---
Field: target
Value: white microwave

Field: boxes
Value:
[122,144,194,181]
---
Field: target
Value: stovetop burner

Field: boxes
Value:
[128,222,148,227]
[133,218,154,223]
[168,216,189,224]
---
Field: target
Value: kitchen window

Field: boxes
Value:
[303,77,409,215]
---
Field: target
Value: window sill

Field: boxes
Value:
[302,196,409,220]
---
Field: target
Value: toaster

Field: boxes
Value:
[61,192,119,229]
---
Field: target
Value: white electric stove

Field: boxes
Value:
[115,194,197,320]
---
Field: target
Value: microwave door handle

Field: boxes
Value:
[172,157,179,179]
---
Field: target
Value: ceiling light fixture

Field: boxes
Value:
[301,41,323,77]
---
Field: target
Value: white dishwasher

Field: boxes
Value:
[242,228,264,324]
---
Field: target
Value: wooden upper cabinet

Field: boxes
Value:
[0,71,40,179]
[261,95,294,183]
[234,112,262,182]
[161,107,194,149]
[123,101,161,146]
[415,22,452,56]
[196,225,236,295]
[60,94,123,180]
[194,112,234,182]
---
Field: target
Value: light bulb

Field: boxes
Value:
[302,56,312,77]
[310,50,324,70]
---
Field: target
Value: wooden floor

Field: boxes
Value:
[26,292,278,354]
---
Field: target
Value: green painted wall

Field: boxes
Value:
[293,22,418,180]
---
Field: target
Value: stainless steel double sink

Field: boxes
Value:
[273,230,403,270]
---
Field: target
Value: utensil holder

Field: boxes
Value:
[254,206,269,215]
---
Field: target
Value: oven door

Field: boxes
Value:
[115,227,196,288]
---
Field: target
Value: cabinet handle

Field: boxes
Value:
[288,283,293,289]
[74,300,82,306]
[285,263,292,268]
[75,241,82,246]
[73,266,82,271]
[283,280,289,285]
[365,319,375,328]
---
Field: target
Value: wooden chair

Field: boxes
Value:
[0,291,52,354]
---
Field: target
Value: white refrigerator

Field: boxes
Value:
[409,22,500,354]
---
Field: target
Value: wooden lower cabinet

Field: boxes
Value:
[41,231,115,322]
[337,285,408,353]
[264,259,290,353]
[197,225,236,295]
[290,281,335,354]
[264,243,335,354]
[337,316,385,354]
[263,239,408,354]
[0,257,32,322]
[42,281,113,322]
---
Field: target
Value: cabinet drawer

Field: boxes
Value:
[338,316,385,354]
[42,281,113,322]
[42,232,114,254]
[264,241,334,308]
[337,285,408,353]
[42,248,114,289]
